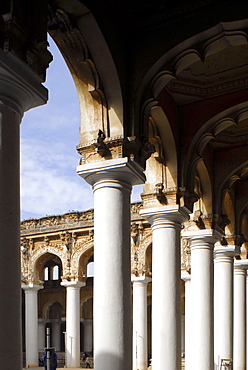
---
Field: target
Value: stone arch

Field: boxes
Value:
[43,300,64,320]
[33,251,64,285]
[138,233,152,276]
[143,105,177,192]
[71,241,94,280]
[193,160,212,215]
[81,297,93,320]
[222,190,235,235]
[137,21,248,213]
[241,212,248,258]
[45,301,64,320]
[48,5,124,148]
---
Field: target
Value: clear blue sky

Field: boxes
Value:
[20,37,142,220]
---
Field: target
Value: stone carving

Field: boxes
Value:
[181,238,191,272]
[21,210,94,231]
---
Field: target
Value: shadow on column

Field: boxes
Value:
[95,352,129,370]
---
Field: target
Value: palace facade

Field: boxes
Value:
[1,1,248,369]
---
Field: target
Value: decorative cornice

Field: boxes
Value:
[21,202,143,233]
[167,76,248,102]
[21,210,94,233]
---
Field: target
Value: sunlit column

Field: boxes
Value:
[61,281,85,367]
[214,246,236,369]
[22,284,43,367]
[132,276,151,370]
[182,229,221,370]
[78,158,145,370]
[141,205,190,370]
[233,260,248,370]
[181,273,191,370]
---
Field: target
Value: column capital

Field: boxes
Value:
[181,272,191,283]
[234,259,248,271]
[131,276,152,284]
[182,228,222,246]
[61,281,85,289]
[77,157,145,187]
[140,205,190,228]
[214,245,239,259]
[0,49,48,115]
[22,283,43,292]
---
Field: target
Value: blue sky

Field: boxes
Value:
[20,37,142,220]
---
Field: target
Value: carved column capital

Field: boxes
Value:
[77,157,145,187]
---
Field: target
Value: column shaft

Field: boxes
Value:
[0,104,22,368]
[214,248,235,369]
[38,319,46,352]
[141,206,189,370]
[94,180,132,370]
[132,277,151,370]
[52,320,61,352]
[233,262,248,370]
[84,319,93,353]
[22,285,43,367]
[182,274,191,370]
[0,47,48,369]
[62,282,84,368]
[78,158,145,370]
[183,229,221,370]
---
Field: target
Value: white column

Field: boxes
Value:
[182,229,221,370]
[233,260,248,370]
[181,273,191,370]
[0,50,47,369]
[214,246,236,369]
[84,318,93,353]
[38,319,46,351]
[22,284,43,367]
[61,281,85,368]
[140,205,189,370]
[132,276,151,370]
[52,319,61,351]
[78,157,145,370]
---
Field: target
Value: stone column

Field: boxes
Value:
[182,229,221,370]
[22,284,43,367]
[38,319,46,351]
[181,273,191,370]
[52,319,61,351]
[84,318,93,353]
[0,50,48,369]
[77,158,145,370]
[233,260,248,370]
[140,205,189,370]
[61,281,85,368]
[214,246,236,369]
[132,276,151,370]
